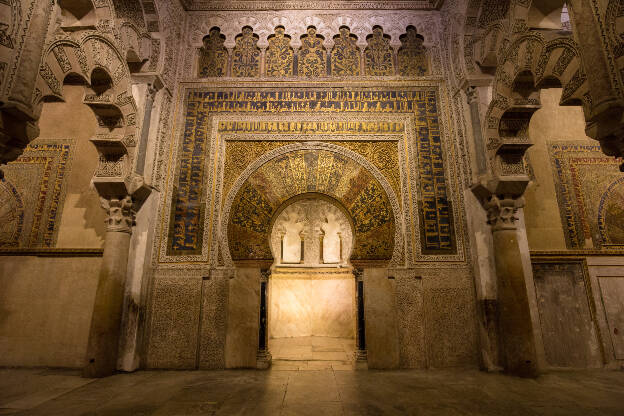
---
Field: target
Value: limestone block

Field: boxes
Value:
[0,256,100,368]
[532,261,603,368]
[363,268,399,369]
[225,268,260,368]
[598,276,624,360]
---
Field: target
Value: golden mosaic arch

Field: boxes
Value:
[227,149,395,263]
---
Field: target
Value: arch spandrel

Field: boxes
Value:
[224,147,400,265]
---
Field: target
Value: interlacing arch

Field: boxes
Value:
[35,33,139,179]
[485,32,589,157]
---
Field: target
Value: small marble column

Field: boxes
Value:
[83,196,135,378]
[353,268,368,369]
[486,195,539,377]
[256,269,272,369]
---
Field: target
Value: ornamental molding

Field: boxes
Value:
[182,1,440,11]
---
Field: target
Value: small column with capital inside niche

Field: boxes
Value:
[256,269,272,369]
[353,268,368,369]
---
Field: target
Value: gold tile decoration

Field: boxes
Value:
[227,149,395,261]
[265,26,294,77]
[298,26,327,77]
[334,141,401,204]
[331,26,361,76]
[198,27,228,77]
[223,140,292,203]
[364,26,394,76]
[398,25,428,76]
[165,88,458,264]
[231,26,260,77]
[549,141,623,248]
[0,140,73,248]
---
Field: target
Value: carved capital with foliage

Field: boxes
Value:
[484,195,525,232]
[101,196,135,234]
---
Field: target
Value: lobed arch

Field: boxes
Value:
[269,193,356,265]
[219,142,404,268]
[484,32,589,172]
[34,34,141,186]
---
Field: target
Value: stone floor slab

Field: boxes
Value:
[0,368,622,415]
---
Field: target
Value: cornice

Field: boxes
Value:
[181,1,439,11]
[0,248,104,257]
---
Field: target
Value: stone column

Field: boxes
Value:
[464,86,501,371]
[83,196,135,378]
[485,195,539,377]
[256,269,272,369]
[353,268,367,369]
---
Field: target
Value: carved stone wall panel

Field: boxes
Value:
[198,275,228,369]
[145,274,202,369]
[183,1,438,11]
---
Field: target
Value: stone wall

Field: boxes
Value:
[0,255,101,368]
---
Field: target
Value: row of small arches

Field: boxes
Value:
[198,25,428,78]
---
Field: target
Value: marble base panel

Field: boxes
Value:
[269,270,355,339]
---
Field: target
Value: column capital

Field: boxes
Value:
[465,86,479,105]
[101,195,135,233]
[484,194,525,232]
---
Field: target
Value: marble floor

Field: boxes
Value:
[1,367,623,415]
[270,336,356,370]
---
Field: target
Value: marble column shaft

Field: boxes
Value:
[487,195,539,377]
[83,196,135,378]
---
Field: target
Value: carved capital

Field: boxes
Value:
[353,267,363,281]
[466,86,479,105]
[484,195,525,232]
[260,269,271,282]
[101,195,135,233]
